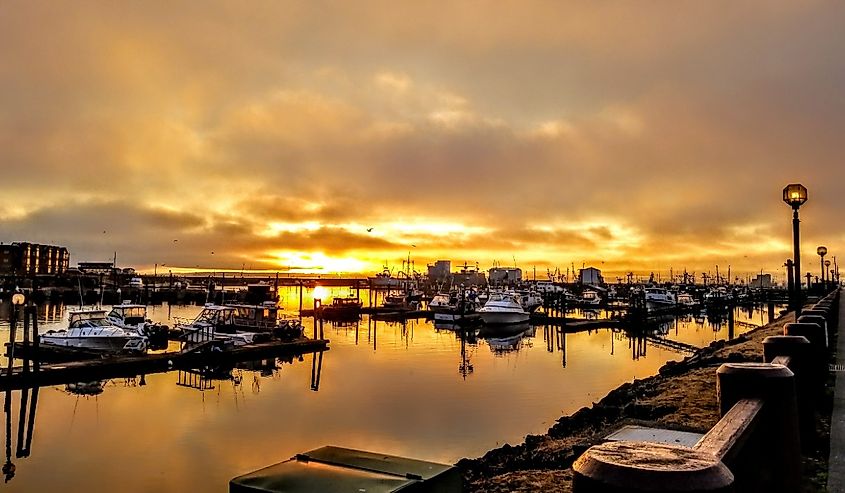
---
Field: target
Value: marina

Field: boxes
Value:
[3,3,844,490]
[0,286,782,491]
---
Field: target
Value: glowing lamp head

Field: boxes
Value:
[783,184,808,208]
[826,260,832,267]
[11,293,25,306]
[818,246,828,257]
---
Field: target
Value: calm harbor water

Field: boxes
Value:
[0,288,779,492]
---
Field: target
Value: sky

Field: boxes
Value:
[1,1,844,280]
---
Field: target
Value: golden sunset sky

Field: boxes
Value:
[1,1,843,279]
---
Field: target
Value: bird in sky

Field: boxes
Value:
[366,227,373,232]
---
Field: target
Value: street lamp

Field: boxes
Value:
[825,259,832,290]
[817,246,828,288]
[783,184,808,314]
[10,293,25,306]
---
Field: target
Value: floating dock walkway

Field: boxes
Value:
[1,338,328,391]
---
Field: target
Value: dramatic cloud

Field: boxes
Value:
[2,1,844,277]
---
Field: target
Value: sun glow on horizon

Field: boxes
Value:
[271,251,370,274]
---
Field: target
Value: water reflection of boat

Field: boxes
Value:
[478,322,532,353]
[64,381,105,396]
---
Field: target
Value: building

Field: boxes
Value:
[749,273,773,289]
[427,260,451,282]
[452,263,486,286]
[579,267,604,286]
[488,267,522,285]
[77,262,116,275]
[0,242,70,276]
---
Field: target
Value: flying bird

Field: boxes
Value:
[366,227,374,232]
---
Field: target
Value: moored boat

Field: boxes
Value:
[41,310,148,353]
[318,296,362,320]
[644,287,677,310]
[478,292,530,325]
[106,302,169,348]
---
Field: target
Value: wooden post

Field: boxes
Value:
[7,305,18,377]
[797,314,828,347]
[572,441,733,492]
[715,363,801,491]
[31,305,39,373]
[763,335,813,447]
[21,304,30,374]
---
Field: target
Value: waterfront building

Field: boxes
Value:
[0,242,70,276]
[489,267,522,285]
[579,266,604,286]
[78,261,117,275]
[750,273,773,289]
[427,260,451,282]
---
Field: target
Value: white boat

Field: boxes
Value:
[516,289,543,312]
[368,267,403,288]
[644,287,677,308]
[704,287,732,305]
[580,289,602,306]
[478,292,530,325]
[41,310,148,353]
[429,292,481,321]
[677,293,697,306]
[176,305,272,347]
[106,302,168,343]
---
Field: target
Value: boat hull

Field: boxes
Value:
[478,311,530,325]
[41,334,147,353]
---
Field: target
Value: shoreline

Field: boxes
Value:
[456,310,831,492]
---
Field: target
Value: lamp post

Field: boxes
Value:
[817,246,827,290]
[825,259,832,290]
[783,184,808,314]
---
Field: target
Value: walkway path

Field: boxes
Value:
[827,291,845,491]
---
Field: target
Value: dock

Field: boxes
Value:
[1,338,329,391]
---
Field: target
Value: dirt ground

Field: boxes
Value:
[457,310,833,492]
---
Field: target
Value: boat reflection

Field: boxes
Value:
[64,381,105,396]
[477,322,534,354]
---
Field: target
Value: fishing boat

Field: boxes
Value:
[644,287,677,309]
[515,289,543,312]
[428,291,481,322]
[478,292,530,325]
[580,289,603,306]
[106,302,169,347]
[317,296,362,320]
[677,293,698,307]
[41,310,148,353]
[368,267,403,288]
[176,305,276,347]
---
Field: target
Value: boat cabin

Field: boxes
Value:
[68,310,111,329]
[107,304,148,325]
[228,303,279,330]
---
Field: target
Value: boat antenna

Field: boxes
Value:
[77,276,84,309]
